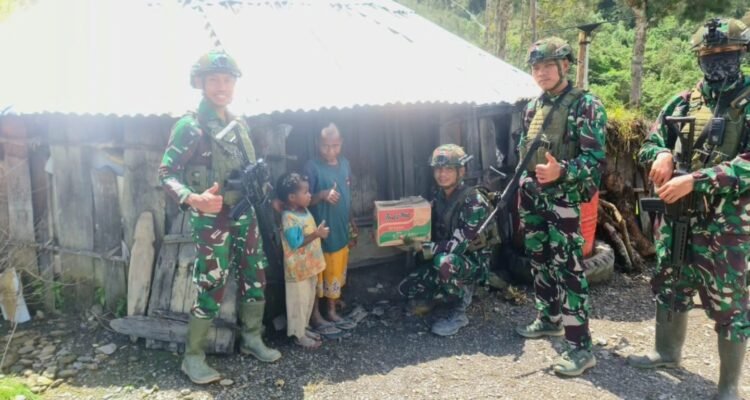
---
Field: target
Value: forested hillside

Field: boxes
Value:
[397,0,750,117]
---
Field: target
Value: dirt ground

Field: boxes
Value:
[2,266,749,400]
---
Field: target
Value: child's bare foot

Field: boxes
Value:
[305,328,322,341]
[295,335,321,349]
[328,302,357,330]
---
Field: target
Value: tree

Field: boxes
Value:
[485,0,513,58]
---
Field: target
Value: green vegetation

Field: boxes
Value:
[0,377,37,400]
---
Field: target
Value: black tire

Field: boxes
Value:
[501,240,615,286]
[583,240,615,285]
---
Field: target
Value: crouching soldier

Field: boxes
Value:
[159,50,281,384]
[399,144,494,337]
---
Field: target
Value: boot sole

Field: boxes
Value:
[180,364,221,385]
[554,357,597,377]
[431,318,469,337]
[627,359,680,369]
[515,328,565,339]
[240,348,282,363]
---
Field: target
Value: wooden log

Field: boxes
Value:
[50,116,95,306]
[110,315,235,354]
[1,116,39,278]
[127,211,155,317]
[92,168,125,311]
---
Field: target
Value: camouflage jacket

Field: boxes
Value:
[638,77,750,235]
[519,85,608,203]
[421,184,492,260]
[159,99,254,204]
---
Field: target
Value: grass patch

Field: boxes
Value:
[0,377,37,400]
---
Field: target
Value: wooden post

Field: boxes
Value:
[529,0,537,43]
[49,116,96,307]
[1,116,39,281]
[576,30,591,90]
[121,118,167,250]
[92,167,126,312]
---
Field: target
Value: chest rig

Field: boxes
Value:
[433,185,499,252]
[183,114,257,206]
[686,85,750,171]
[520,88,586,172]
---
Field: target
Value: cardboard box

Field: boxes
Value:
[374,196,431,247]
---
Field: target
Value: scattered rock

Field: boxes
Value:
[90,304,104,317]
[18,359,33,367]
[49,330,67,337]
[86,363,98,371]
[2,352,20,369]
[58,353,77,366]
[594,337,608,346]
[127,356,138,363]
[43,367,57,379]
[58,369,77,379]
[274,379,285,388]
[50,379,63,388]
[35,310,45,320]
[17,346,34,355]
[36,376,53,386]
[220,379,234,386]
[180,389,191,396]
[40,345,56,357]
[96,343,117,355]
[23,339,35,347]
[77,356,93,363]
[371,307,385,317]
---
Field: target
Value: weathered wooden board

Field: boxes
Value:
[50,116,95,306]
[92,168,125,310]
[147,212,187,317]
[110,315,235,354]
[1,116,38,277]
[0,152,9,234]
[127,211,155,317]
[121,118,167,250]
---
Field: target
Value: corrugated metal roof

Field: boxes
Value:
[0,0,539,117]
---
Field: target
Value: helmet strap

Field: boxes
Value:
[547,60,566,94]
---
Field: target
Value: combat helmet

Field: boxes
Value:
[691,18,750,55]
[190,50,242,88]
[526,37,576,65]
[429,144,472,168]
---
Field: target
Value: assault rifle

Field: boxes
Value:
[476,130,549,237]
[639,116,698,316]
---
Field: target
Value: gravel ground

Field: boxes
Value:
[2,269,749,400]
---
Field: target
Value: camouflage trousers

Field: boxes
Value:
[189,205,269,319]
[652,222,750,342]
[519,178,592,350]
[400,251,489,303]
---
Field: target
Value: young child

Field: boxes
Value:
[305,123,358,334]
[277,172,330,349]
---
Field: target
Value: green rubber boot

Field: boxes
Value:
[628,306,687,369]
[239,301,281,363]
[716,336,747,400]
[515,318,564,339]
[181,316,221,384]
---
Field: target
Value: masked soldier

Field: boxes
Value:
[399,144,494,337]
[514,37,607,377]
[629,18,750,400]
[159,50,281,385]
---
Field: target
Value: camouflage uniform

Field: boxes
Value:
[160,99,268,319]
[400,184,492,303]
[637,77,750,343]
[517,84,607,351]
[629,19,749,400]
[159,50,280,386]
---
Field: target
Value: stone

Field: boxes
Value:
[90,304,104,317]
[50,379,63,388]
[40,345,56,356]
[18,359,33,367]
[58,369,77,379]
[96,343,117,355]
[180,389,191,396]
[1,352,19,369]
[86,363,98,371]
[17,346,34,355]
[35,310,45,319]
[49,330,66,337]
[95,354,109,363]
[36,376,53,386]
[23,339,35,347]
[220,379,234,386]
[77,356,93,363]
[58,354,77,366]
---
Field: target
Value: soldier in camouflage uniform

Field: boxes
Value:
[159,50,281,385]
[628,18,750,400]
[399,144,492,337]
[514,37,607,377]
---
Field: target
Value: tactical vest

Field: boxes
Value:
[520,88,586,172]
[686,86,749,170]
[183,114,257,206]
[434,185,500,252]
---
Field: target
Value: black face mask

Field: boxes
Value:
[699,51,742,85]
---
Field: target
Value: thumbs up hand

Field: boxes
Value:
[535,152,562,184]
[186,182,224,214]
[318,182,340,205]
